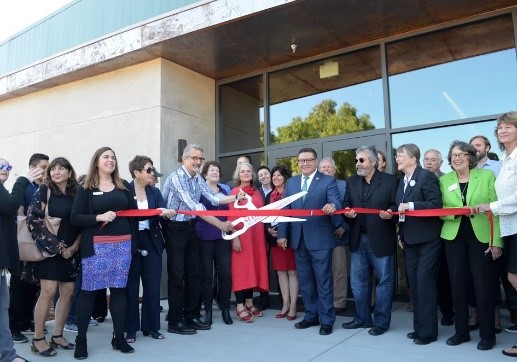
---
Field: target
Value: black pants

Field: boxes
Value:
[235,289,254,304]
[199,238,231,311]
[445,235,498,339]
[9,273,39,332]
[436,243,454,319]
[165,221,201,324]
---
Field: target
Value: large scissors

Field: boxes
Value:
[221,191,307,240]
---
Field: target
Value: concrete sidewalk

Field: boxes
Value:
[16,301,515,361]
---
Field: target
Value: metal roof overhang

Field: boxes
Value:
[0,0,516,102]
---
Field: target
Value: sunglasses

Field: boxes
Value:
[355,158,366,164]
[144,167,155,174]
[0,164,13,171]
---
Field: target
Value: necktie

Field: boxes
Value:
[302,176,308,201]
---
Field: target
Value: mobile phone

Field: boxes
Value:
[484,250,493,262]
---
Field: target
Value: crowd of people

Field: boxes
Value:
[0,111,516,361]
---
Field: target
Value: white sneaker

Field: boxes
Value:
[64,323,78,332]
[506,324,517,333]
[89,319,98,326]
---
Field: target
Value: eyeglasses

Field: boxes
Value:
[355,158,366,164]
[0,164,12,171]
[188,156,205,163]
[451,153,469,159]
[144,167,154,174]
[297,158,315,164]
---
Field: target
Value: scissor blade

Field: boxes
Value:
[261,216,306,223]
[262,191,307,210]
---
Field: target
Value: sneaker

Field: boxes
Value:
[20,323,47,335]
[12,331,28,343]
[89,319,99,326]
[64,323,78,332]
[506,324,517,333]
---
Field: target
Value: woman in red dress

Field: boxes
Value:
[265,166,298,321]
[229,162,269,322]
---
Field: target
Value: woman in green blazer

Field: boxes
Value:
[439,140,502,351]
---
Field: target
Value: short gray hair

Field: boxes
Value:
[183,144,204,157]
[356,146,378,165]
[425,149,443,162]
[319,157,336,169]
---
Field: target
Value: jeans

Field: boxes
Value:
[1,273,17,362]
[350,234,395,329]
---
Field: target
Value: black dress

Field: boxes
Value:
[26,184,80,283]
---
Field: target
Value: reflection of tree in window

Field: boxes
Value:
[271,99,374,144]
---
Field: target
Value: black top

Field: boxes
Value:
[90,188,131,236]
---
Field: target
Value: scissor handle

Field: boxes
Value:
[221,219,247,240]
[233,193,252,209]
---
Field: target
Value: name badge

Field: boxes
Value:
[448,183,458,192]
[93,191,104,196]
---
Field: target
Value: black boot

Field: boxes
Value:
[74,336,88,360]
[202,306,213,325]
[222,309,233,325]
[111,333,134,354]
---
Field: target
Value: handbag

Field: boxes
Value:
[17,188,61,262]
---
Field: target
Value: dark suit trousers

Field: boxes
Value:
[199,238,231,310]
[404,238,441,338]
[165,221,201,324]
[125,230,163,334]
[436,243,454,318]
[445,235,497,339]
[8,272,39,332]
[295,236,335,326]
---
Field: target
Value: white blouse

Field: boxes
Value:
[490,147,517,237]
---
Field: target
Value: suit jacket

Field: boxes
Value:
[439,168,502,247]
[396,166,443,245]
[333,179,350,246]
[129,181,168,254]
[277,171,341,250]
[344,170,398,257]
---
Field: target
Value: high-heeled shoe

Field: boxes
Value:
[74,336,87,360]
[222,310,233,325]
[142,331,165,339]
[287,314,298,321]
[276,312,288,318]
[31,337,57,357]
[50,335,75,350]
[111,333,134,354]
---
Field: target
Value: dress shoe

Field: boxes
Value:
[287,314,297,321]
[167,321,196,335]
[368,326,387,336]
[407,332,417,339]
[185,318,211,330]
[413,337,437,345]
[222,310,233,325]
[295,319,320,329]
[202,310,212,325]
[342,320,372,329]
[477,338,495,350]
[276,312,288,318]
[319,325,333,335]
[111,333,134,354]
[446,334,470,346]
[334,307,347,315]
[441,316,454,326]
[468,323,479,331]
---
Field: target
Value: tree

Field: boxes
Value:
[269,99,375,177]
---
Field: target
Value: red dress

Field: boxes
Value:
[268,189,296,271]
[229,187,269,292]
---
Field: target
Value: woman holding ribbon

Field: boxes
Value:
[440,140,501,351]
[124,155,173,343]
[26,157,81,357]
[229,162,269,322]
[196,161,233,325]
[265,165,298,321]
[71,146,138,359]
[477,111,517,357]
[395,143,443,345]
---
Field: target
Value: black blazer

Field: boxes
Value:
[129,181,167,254]
[344,170,398,257]
[395,166,443,245]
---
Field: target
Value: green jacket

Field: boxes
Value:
[439,168,502,247]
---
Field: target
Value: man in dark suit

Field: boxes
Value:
[342,146,398,336]
[277,148,341,335]
[396,143,443,345]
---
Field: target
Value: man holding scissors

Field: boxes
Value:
[277,147,341,336]
[162,144,243,335]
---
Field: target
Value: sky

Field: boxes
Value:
[0,0,71,43]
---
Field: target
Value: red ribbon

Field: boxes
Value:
[113,207,494,246]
